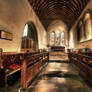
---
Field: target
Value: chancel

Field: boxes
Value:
[0,0,92,92]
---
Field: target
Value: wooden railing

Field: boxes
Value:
[0,51,49,88]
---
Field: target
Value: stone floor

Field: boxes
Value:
[27,62,92,92]
[0,62,92,92]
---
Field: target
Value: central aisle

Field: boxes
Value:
[27,62,92,92]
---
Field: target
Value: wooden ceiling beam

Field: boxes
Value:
[28,0,90,30]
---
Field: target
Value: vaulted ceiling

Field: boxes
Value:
[28,0,90,30]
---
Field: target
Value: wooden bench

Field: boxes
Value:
[69,52,92,85]
[0,51,49,88]
[21,52,49,89]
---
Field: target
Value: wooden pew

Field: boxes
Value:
[0,52,25,87]
[69,52,92,86]
[21,52,49,90]
[0,51,49,88]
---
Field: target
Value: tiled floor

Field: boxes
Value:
[27,62,92,92]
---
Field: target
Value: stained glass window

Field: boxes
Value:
[50,32,55,45]
[23,24,28,37]
[55,30,60,45]
[50,30,65,46]
[61,32,64,45]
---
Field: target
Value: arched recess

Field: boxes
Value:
[77,9,92,43]
[77,20,85,42]
[83,11,92,40]
[27,22,38,44]
[21,21,38,52]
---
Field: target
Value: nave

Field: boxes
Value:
[0,0,92,92]
[23,62,92,92]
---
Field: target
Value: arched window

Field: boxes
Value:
[50,32,55,45]
[61,32,64,45]
[55,30,60,45]
[84,13,92,40]
[23,24,28,37]
[23,23,38,43]
[49,30,66,46]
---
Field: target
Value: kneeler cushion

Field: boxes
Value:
[88,60,92,64]
[8,64,21,70]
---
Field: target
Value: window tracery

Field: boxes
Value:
[50,30,65,46]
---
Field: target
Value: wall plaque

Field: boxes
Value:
[0,30,13,40]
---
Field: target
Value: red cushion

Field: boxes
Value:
[88,61,92,64]
[82,58,86,61]
[8,64,21,70]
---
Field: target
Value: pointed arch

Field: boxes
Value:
[21,21,38,51]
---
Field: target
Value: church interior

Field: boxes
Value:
[0,0,92,92]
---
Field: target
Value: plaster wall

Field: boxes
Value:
[69,0,92,50]
[0,0,47,52]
